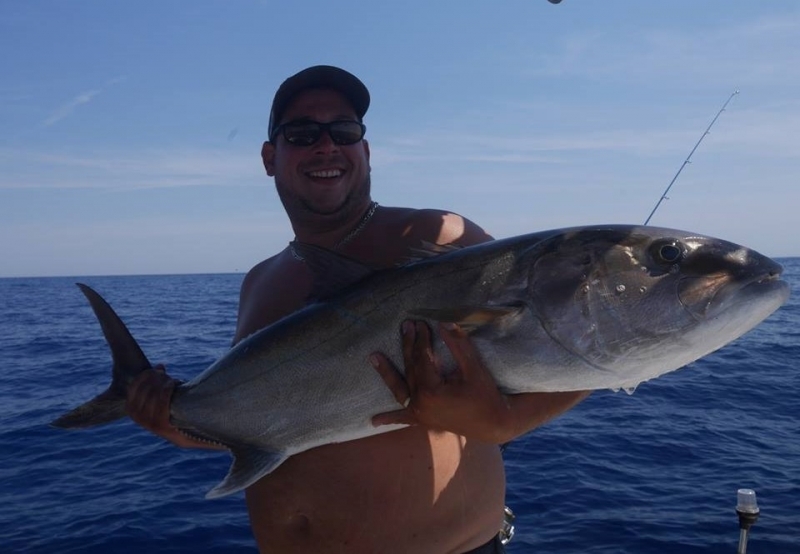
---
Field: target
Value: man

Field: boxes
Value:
[127,65,590,554]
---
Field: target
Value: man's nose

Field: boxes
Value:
[313,128,340,154]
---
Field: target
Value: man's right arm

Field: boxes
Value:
[127,262,274,450]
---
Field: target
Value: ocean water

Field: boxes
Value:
[0,262,798,553]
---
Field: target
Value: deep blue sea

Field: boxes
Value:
[1,262,798,553]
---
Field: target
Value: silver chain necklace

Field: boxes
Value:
[290,201,379,262]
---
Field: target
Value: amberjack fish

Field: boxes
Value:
[52,225,790,498]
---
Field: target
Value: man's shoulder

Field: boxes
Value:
[242,251,283,286]
[239,248,308,303]
[234,248,313,342]
[378,206,493,247]
[380,205,455,221]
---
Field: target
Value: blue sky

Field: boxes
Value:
[1,1,798,277]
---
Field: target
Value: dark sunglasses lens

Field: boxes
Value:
[329,121,365,145]
[283,123,322,146]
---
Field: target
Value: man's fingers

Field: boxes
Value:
[126,369,175,429]
[440,322,483,379]
[409,321,442,390]
[369,353,410,406]
[400,320,418,391]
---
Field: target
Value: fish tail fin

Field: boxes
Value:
[51,283,153,429]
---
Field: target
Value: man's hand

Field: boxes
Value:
[127,365,221,450]
[369,320,513,444]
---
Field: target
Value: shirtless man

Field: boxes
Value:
[127,65,590,554]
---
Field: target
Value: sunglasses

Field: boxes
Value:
[271,120,367,146]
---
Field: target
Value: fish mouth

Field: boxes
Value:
[675,245,789,319]
[680,266,790,321]
[738,275,790,305]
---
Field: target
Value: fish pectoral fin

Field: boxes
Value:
[408,303,527,333]
[205,445,287,499]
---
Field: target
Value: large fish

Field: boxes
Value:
[52,225,790,498]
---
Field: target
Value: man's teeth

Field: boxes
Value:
[308,169,343,178]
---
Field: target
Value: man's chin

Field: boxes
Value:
[276,174,371,222]
[301,197,350,217]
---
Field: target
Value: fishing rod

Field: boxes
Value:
[643,90,739,225]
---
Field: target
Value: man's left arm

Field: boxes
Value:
[371,211,589,443]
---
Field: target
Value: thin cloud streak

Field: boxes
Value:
[41,76,127,127]
[0,146,263,190]
[319,94,792,169]
[525,13,800,86]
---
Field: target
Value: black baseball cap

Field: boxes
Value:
[268,65,370,141]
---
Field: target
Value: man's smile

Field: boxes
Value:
[307,168,344,179]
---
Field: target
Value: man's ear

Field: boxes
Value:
[363,139,371,172]
[261,141,276,176]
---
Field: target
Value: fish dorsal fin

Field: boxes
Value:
[205,445,287,499]
[290,241,376,301]
[408,303,526,333]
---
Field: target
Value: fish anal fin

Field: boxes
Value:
[205,446,287,499]
[409,303,526,333]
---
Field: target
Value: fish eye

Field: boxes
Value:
[650,240,684,265]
